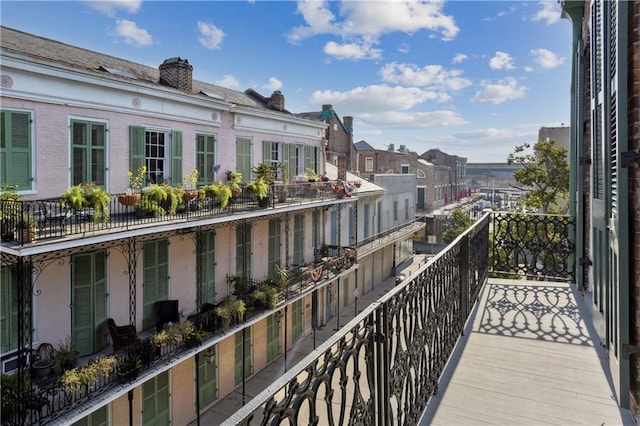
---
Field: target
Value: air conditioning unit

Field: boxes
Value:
[2,355,21,374]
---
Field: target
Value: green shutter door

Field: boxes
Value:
[263,140,270,163]
[305,146,313,172]
[198,348,218,407]
[234,329,252,385]
[72,252,107,356]
[293,215,304,266]
[171,130,183,186]
[1,268,18,352]
[1,111,32,189]
[143,240,169,330]
[235,138,252,182]
[72,405,109,426]
[292,300,303,342]
[142,371,170,426]
[314,147,320,174]
[235,224,252,278]
[281,143,289,180]
[266,314,280,362]
[198,230,216,305]
[268,220,281,278]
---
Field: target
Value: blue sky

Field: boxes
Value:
[1,0,572,163]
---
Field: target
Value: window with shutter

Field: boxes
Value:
[70,119,106,186]
[266,314,280,362]
[293,215,304,266]
[197,345,218,407]
[1,110,32,190]
[236,223,252,278]
[234,329,252,385]
[196,134,216,184]
[236,137,252,182]
[0,267,18,353]
[268,219,281,278]
[292,299,303,341]
[197,230,216,306]
[72,405,109,426]
[142,371,170,425]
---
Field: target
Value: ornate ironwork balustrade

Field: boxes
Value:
[222,214,490,425]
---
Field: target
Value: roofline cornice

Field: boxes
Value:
[231,104,328,130]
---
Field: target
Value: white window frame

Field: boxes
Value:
[365,157,374,172]
[144,126,171,184]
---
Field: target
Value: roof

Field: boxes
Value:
[0,26,257,108]
[324,163,385,195]
[354,140,377,151]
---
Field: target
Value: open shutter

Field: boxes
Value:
[289,145,297,182]
[281,143,289,181]
[305,146,314,172]
[94,252,107,350]
[314,147,320,174]
[129,126,145,179]
[1,268,17,352]
[263,140,270,163]
[171,130,183,186]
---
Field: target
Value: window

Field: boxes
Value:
[266,314,281,362]
[72,405,108,426]
[236,137,252,183]
[268,219,281,278]
[405,199,409,220]
[305,146,320,174]
[129,126,182,186]
[263,141,281,166]
[401,164,409,174]
[197,345,218,407]
[1,267,18,353]
[197,230,216,306]
[72,251,107,355]
[143,240,169,330]
[393,201,398,221]
[196,134,216,184]
[293,215,304,266]
[71,119,106,186]
[234,329,252,385]
[236,223,252,278]
[365,157,373,172]
[1,110,32,190]
[330,211,338,245]
[142,371,170,425]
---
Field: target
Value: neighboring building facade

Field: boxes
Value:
[563,0,639,418]
[0,26,421,425]
[538,125,571,153]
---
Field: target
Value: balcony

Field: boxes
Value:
[219,212,629,425]
[0,181,356,250]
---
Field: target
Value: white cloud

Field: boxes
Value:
[310,84,441,114]
[471,77,527,104]
[324,40,382,60]
[530,48,564,69]
[489,51,515,70]
[214,75,240,89]
[114,19,152,46]
[197,22,225,50]
[398,43,410,54]
[380,62,471,91]
[84,0,141,17]
[262,77,283,91]
[287,0,459,58]
[531,0,561,25]
[359,110,467,128]
[452,53,468,64]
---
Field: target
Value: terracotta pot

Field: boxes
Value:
[182,190,199,202]
[230,187,242,198]
[17,227,35,244]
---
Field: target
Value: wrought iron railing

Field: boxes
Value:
[490,212,575,281]
[0,181,356,246]
[222,214,490,425]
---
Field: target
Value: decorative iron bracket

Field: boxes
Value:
[621,151,640,168]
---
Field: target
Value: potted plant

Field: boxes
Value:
[225,171,243,198]
[184,324,211,349]
[56,336,80,372]
[116,353,142,383]
[303,168,319,182]
[274,163,288,202]
[202,181,232,209]
[245,178,270,206]
[253,162,276,185]
[182,169,200,202]
[138,184,169,217]
[274,263,289,290]
[119,165,146,207]
[1,184,22,242]
[60,183,110,223]
[16,212,36,244]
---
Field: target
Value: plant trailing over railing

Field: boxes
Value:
[60,183,111,223]
[245,178,269,200]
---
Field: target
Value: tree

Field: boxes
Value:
[442,209,473,244]
[507,140,569,214]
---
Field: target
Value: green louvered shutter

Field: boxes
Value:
[236,138,252,182]
[1,268,18,353]
[289,145,297,182]
[72,251,107,356]
[234,329,252,385]
[305,146,314,173]
[281,143,289,181]
[293,214,304,266]
[1,111,32,189]
[198,347,218,407]
[198,230,216,305]
[314,147,320,174]
[142,371,170,425]
[129,126,145,179]
[171,130,183,186]
[143,240,169,330]
[263,140,270,163]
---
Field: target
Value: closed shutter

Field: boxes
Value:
[198,347,218,407]
[171,130,183,186]
[305,146,314,172]
[314,147,320,174]
[142,371,170,425]
[268,219,281,278]
[281,143,289,181]
[292,299,303,341]
[266,314,280,362]
[235,224,252,278]
[198,230,216,304]
[234,329,252,385]
[1,111,32,189]
[235,138,252,182]
[1,268,18,352]
[72,252,107,355]
[143,240,169,330]
[293,215,304,266]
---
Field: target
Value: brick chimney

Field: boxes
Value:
[159,57,193,92]
[343,116,353,134]
[269,90,285,111]
[337,156,347,181]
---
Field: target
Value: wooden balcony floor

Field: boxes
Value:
[421,278,634,426]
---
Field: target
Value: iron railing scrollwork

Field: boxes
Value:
[223,214,490,426]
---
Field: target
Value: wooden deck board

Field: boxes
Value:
[421,279,632,426]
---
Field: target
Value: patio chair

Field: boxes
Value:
[107,318,138,351]
[155,300,180,332]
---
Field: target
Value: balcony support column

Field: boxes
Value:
[123,237,142,326]
[459,234,470,335]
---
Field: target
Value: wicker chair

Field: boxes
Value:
[107,318,138,351]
